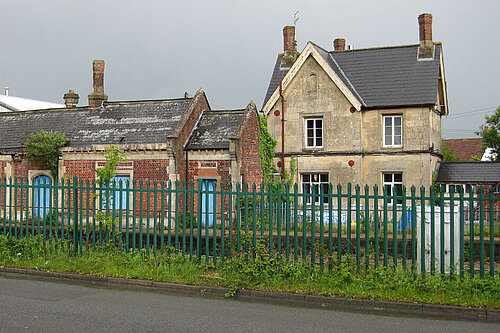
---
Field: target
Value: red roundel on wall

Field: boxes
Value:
[350,107,356,113]
[277,161,282,168]
[274,110,280,117]
[348,160,355,167]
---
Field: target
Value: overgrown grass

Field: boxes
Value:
[0,235,499,309]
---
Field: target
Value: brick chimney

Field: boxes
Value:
[281,26,297,67]
[418,13,433,58]
[88,60,108,107]
[333,38,346,51]
[63,89,79,107]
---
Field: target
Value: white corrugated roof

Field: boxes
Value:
[482,148,496,161]
[0,94,65,112]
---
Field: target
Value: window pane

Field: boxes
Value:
[320,174,328,182]
[307,119,314,128]
[316,138,322,146]
[394,173,402,182]
[386,126,392,136]
[302,174,310,182]
[307,138,313,146]
[384,174,392,182]
[316,119,322,128]
[385,117,392,126]
[384,185,392,196]
[394,135,401,145]
[394,116,402,126]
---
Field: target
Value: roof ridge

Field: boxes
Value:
[329,44,423,53]
[314,44,366,106]
[105,97,192,105]
[206,109,245,113]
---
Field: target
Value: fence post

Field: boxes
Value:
[72,176,78,255]
[489,185,495,278]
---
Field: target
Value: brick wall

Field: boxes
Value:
[186,159,231,218]
[0,161,5,178]
[175,94,210,185]
[13,160,50,178]
[239,110,263,187]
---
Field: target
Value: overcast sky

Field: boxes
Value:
[1,0,498,139]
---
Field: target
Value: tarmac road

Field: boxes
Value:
[0,276,499,333]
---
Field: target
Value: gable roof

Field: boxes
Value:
[436,162,500,183]
[443,138,484,161]
[185,102,257,151]
[263,42,363,115]
[185,110,245,150]
[0,96,198,153]
[263,43,446,113]
[0,94,65,112]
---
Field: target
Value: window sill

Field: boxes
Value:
[303,147,324,152]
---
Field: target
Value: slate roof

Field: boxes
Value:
[0,98,194,152]
[443,138,484,161]
[185,109,246,150]
[436,162,500,183]
[263,44,442,109]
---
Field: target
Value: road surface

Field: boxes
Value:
[0,277,498,332]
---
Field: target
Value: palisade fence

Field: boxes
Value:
[0,177,499,277]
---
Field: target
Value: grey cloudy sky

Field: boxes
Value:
[1,0,498,139]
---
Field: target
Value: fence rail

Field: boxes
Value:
[1,177,499,277]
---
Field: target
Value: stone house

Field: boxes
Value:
[0,61,262,216]
[262,13,448,199]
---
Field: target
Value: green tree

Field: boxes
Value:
[25,131,69,178]
[258,115,296,187]
[96,145,128,184]
[441,142,459,161]
[476,106,500,161]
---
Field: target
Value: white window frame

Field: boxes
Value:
[383,173,403,204]
[383,115,403,147]
[304,117,323,148]
[301,173,329,204]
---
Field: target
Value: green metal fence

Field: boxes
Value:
[1,177,498,277]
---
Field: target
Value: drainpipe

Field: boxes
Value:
[185,150,189,187]
[280,81,285,180]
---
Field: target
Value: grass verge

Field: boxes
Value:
[0,235,499,309]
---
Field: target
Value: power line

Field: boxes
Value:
[446,106,496,118]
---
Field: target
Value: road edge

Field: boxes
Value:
[1,266,498,323]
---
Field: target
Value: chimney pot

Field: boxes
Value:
[3,87,9,96]
[418,13,433,58]
[63,89,79,107]
[281,26,297,67]
[88,60,108,108]
[333,38,346,51]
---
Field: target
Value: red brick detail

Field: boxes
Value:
[239,110,263,187]
[0,161,6,178]
[133,160,169,182]
[63,160,96,180]
[175,93,210,184]
[283,26,296,53]
[13,160,50,178]
[186,159,231,217]
[443,138,483,161]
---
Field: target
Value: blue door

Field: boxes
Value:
[34,175,51,219]
[201,179,216,227]
[101,176,130,211]
[112,175,130,211]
